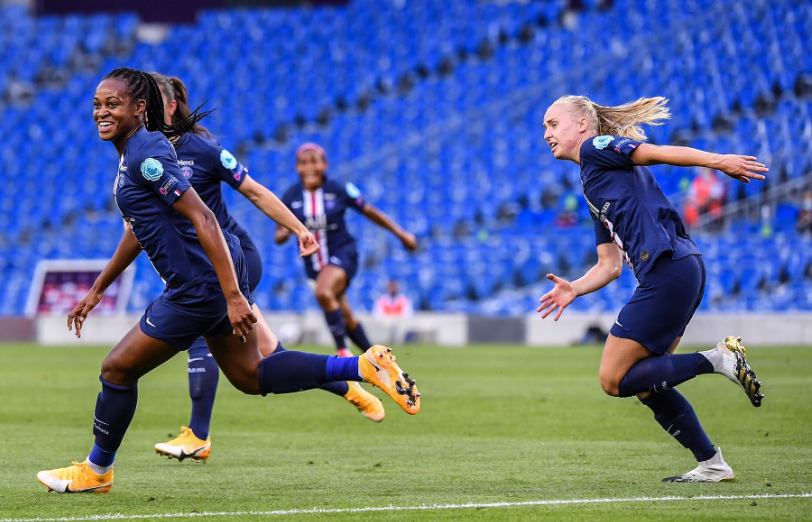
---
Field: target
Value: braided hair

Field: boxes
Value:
[150,72,213,138]
[103,67,212,141]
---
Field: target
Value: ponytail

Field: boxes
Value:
[150,72,213,138]
[554,95,671,141]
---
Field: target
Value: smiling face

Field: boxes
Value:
[93,78,145,144]
[543,102,591,164]
[296,149,328,191]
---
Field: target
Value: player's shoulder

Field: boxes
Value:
[125,128,175,174]
[281,180,304,200]
[581,135,642,157]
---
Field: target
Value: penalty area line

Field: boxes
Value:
[3,492,811,521]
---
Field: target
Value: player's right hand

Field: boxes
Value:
[298,231,320,257]
[537,273,577,321]
[67,289,104,338]
[227,295,257,342]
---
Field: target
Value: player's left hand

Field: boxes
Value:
[227,295,257,342]
[537,273,577,321]
[67,289,104,338]
[400,232,418,252]
[298,231,320,257]
[715,154,768,184]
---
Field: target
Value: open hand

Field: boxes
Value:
[67,289,104,338]
[715,155,768,184]
[537,273,577,321]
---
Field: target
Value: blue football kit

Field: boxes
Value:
[281,177,365,282]
[113,127,250,351]
[579,135,704,354]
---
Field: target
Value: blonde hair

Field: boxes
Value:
[554,95,671,141]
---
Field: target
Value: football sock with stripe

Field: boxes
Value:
[187,340,219,441]
[89,377,138,468]
[618,353,714,397]
[640,388,717,462]
[347,323,373,351]
[258,350,362,395]
[324,308,348,351]
[274,343,349,396]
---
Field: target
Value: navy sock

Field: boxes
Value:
[640,389,716,462]
[187,340,219,440]
[91,377,138,465]
[324,309,347,351]
[347,323,373,351]
[274,344,349,397]
[259,350,331,395]
[618,353,714,397]
[325,355,362,382]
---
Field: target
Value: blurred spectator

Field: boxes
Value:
[375,280,413,318]
[556,193,579,228]
[684,168,725,227]
[797,190,812,235]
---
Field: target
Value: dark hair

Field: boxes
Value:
[103,67,212,141]
[150,72,213,138]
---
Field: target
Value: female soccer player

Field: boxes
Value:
[37,68,419,494]
[537,95,766,482]
[276,144,418,356]
[150,74,386,463]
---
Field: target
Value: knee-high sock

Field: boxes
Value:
[88,376,138,467]
[618,353,714,397]
[187,340,219,440]
[259,351,361,395]
[347,323,373,351]
[274,344,349,396]
[324,309,347,351]
[640,389,716,462]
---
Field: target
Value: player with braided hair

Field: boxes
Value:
[37,68,420,494]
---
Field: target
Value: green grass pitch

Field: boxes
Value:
[0,342,810,521]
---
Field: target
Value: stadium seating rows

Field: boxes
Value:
[0,0,811,316]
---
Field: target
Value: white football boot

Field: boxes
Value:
[662,447,735,483]
[699,336,764,407]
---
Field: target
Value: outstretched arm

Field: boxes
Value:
[537,243,623,321]
[68,223,142,337]
[237,175,318,256]
[361,204,418,252]
[630,144,768,183]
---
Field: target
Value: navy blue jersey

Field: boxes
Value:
[174,134,248,239]
[579,135,700,280]
[114,126,221,287]
[281,178,365,272]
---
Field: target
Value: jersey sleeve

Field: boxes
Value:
[580,135,642,170]
[280,185,296,209]
[209,143,248,190]
[133,149,192,207]
[342,181,366,211]
[590,210,614,247]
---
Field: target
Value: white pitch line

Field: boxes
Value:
[2,493,810,522]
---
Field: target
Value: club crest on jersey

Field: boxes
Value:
[220,149,238,170]
[141,158,164,181]
[181,166,193,178]
[593,135,613,150]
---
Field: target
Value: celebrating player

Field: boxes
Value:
[537,95,766,482]
[276,144,418,356]
[148,73,386,463]
[37,68,420,494]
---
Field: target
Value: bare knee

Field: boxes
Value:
[100,355,136,386]
[598,370,622,397]
[314,287,336,308]
[224,369,261,395]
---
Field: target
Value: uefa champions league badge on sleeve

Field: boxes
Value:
[593,135,613,150]
[346,182,361,198]
[220,149,238,170]
[141,158,164,181]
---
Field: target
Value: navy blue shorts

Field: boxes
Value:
[304,245,359,285]
[140,235,252,351]
[610,254,705,355]
[237,233,263,292]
